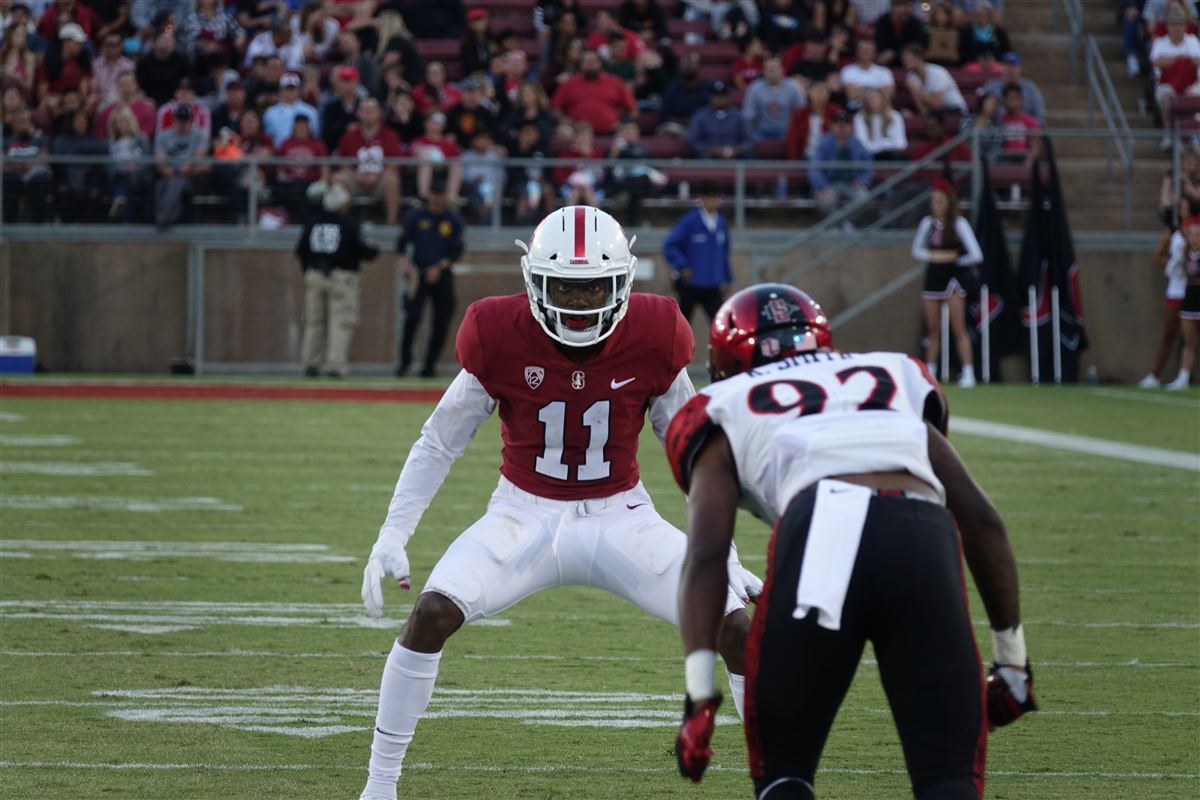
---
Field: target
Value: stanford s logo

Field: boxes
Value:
[525,366,545,390]
[571,370,586,390]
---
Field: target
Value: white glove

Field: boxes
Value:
[361,535,412,617]
[726,542,763,604]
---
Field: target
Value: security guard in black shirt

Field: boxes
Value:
[395,179,465,377]
[296,183,380,377]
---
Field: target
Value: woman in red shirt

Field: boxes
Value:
[411,61,462,115]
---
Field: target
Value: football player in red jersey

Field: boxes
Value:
[669,285,1035,800]
[357,206,760,800]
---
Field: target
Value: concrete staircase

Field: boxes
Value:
[1001,0,1164,232]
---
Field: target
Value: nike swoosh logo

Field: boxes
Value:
[611,377,637,390]
[627,503,647,510]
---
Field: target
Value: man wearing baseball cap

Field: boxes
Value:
[978,52,1046,122]
[320,65,364,152]
[264,72,320,148]
[688,81,751,159]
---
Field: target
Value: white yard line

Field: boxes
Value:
[0,412,26,422]
[0,539,355,564]
[1,462,153,476]
[952,416,1199,471]
[0,435,80,446]
[1089,388,1200,408]
[1,496,242,512]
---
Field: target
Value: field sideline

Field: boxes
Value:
[0,379,1197,799]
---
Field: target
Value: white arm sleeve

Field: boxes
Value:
[954,217,984,266]
[649,367,697,446]
[911,216,933,262]
[376,369,496,545]
[1166,231,1186,279]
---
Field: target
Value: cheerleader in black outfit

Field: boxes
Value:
[1166,215,1200,390]
[911,179,983,387]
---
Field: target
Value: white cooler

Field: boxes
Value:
[0,336,36,374]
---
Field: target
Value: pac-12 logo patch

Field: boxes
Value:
[571,370,586,390]
[525,366,545,390]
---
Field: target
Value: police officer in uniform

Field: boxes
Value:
[396,177,465,377]
[296,183,380,377]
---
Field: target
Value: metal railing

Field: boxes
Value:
[1052,0,1084,85]
[1084,34,1135,229]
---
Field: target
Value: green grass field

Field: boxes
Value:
[1,381,1197,799]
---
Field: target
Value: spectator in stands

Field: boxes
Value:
[459,128,503,222]
[683,0,758,42]
[785,27,841,91]
[395,0,465,40]
[874,0,927,66]
[274,114,328,217]
[179,0,243,57]
[913,178,983,388]
[106,105,151,221]
[95,70,155,138]
[903,43,969,115]
[411,110,463,201]
[412,60,462,116]
[631,36,669,101]
[236,0,277,36]
[212,77,248,140]
[1160,146,1200,225]
[336,97,403,224]
[263,72,319,149]
[396,176,465,378]
[90,33,133,108]
[333,29,380,98]
[301,2,341,61]
[460,7,495,79]
[1120,1,1144,77]
[554,119,603,206]
[153,103,209,228]
[810,0,860,36]
[661,51,712,128]
[731,35,766,91]
[958,0,1010,65]
[38,23,92,114]
[688,80,751,158]
[52,107,106,222]
[619,0,666,40]
[909,111,971,181]
[979,52,1046,122]
[549,34,584,88]
[758,0,805,51]
[786,80,842,160]
[926,2,961,66]
[551,49,635,134]
[663,183,733,323]
[386,90,424,142]
[996,83,1042,171]
[320,65,363,151]
[506,120,554,224]
[743,55,806,141]
[155,78,212,148]
[1,20,37,102]
[605,31,637,82]
[840,39,895,110]
[607,118,663,226]
[960,91,1004,163]
[502,80,554,149]
[811,110,873,220]
[2,107,52,222]
[215,110,275,222]
[446,76,497,150]
[536,0,586,66]
[585,8,643,60]
[496,48,532,109]
[137,24,190,106]
[36,0,99,42]
[1151,4,1200,148]
[244,14,305,71]
[854,86,907,160]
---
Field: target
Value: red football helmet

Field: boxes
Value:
[708,283,833,381]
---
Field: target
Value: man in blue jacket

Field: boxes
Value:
[662,185,733,323]
[687,82,751,159]
[811,110,873,219]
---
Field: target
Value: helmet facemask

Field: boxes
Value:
[527,273,631,346]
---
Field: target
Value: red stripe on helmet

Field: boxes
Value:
[574,206,587,260]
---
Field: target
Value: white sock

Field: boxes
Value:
[726,671,745,720]
[1179,368,1192,384]
[361,642,442,800]
[926,362,938,380]
[961,364,975,380]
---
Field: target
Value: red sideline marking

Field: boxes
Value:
[0,383,447,403]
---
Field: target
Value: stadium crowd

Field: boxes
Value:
[1,0,1046,227]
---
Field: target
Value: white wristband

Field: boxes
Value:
[991,623,1027,666]
[684,649,717,701]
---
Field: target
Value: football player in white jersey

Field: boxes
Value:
[357,207,761,800]
[666,284,1036,800]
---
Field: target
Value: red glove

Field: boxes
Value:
[675,693,722,783]
[987,662,1037,730]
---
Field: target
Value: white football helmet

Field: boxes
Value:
[517,206,637,347]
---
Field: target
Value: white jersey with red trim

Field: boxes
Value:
[667,351,948,523]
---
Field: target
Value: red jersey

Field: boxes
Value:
[411,135,462,160]
[456,292,694,500]
[551,72,636,134]
[1000,112,1040,154]
[277,136,328,182]
[337,125,405,175]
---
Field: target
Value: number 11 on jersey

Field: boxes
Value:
[536,401,612,481]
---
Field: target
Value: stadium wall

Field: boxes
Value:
[0,243,1171,382]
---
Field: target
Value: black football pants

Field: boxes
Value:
[400,268,456,374]
[744,489,986,800]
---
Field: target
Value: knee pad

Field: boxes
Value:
[756,776,815,800]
